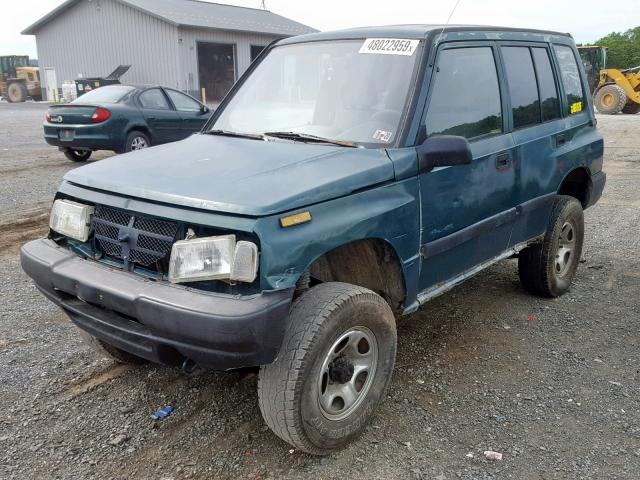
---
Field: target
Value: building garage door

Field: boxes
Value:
[197,42,236,105]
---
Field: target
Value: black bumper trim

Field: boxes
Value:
[21,239,293,369]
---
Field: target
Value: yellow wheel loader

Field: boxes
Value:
[578,46,640,114]
[0,55,42,103]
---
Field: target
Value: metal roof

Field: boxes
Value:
[22,0,317,36]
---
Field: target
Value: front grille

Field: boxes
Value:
[92,205,179,269]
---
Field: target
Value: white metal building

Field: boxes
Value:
[22,0,316,102]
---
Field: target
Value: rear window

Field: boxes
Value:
[553,45,585,115]
[73,85,134,104]
[425,47,502,139]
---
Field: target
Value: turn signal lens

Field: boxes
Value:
[45,111,51,122]
[91,108,111,123]
[280,211,312,228]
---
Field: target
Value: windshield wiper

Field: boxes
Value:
[206,129,265,140]
[263,131,358,148]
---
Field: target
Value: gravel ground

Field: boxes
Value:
[0,102,638,479]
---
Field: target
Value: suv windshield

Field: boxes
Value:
[210,40,421,147]
[73,85,135,104]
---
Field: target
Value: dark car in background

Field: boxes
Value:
[44,85,211,162]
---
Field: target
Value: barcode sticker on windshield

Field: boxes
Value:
[359,38,419,56]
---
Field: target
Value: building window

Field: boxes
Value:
[251,45,267,62]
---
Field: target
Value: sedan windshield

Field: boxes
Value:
[210,40,421,147]
[72,85,135,104]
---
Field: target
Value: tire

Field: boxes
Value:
[62,148,92,162]
[518,195,584,298]
[7,81,27,103]
[78,329,148,365]
[124,130,150,152]
[258,282,397,455]
[622,101,640,114]
[594,84,627,114]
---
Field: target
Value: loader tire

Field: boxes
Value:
[7,81,28,103]
[622,101,640,114]
[594,84,626,114]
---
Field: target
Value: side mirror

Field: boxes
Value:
[200,105,210,114]
[416,135,472,173]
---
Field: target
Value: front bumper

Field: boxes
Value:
[21,239,293,370]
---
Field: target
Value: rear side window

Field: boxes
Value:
[553,45,585,114]
[139,88,170,110]
[425,47,502,139]
[501,47,540,129]
[531,48,560,121]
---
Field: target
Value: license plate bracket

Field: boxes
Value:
[59,129,75,141]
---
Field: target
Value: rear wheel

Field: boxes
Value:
[258,282,397,455]
[62,148,92,162]
[518,195,584,297]
[78,330,148,365]
[124,130,150,152]
[7,81,27,103]
[594,84,626,114]
[622,101,640,114]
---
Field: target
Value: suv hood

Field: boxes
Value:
[63,134,394,216]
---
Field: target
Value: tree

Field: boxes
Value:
[594,27,640,69]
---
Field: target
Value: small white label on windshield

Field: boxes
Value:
[359,38,419,56]
[373,130,393,142]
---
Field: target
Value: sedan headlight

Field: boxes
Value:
[168,235,258,284]
[49,199,94,241]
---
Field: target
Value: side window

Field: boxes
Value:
[553,45,585,115]
[425,47,502,139]
[501,47,540,129]
[166,89,202,112]
[531,48,560,122]
[139,88,170,110]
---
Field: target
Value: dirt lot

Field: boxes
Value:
[0,102,638,480]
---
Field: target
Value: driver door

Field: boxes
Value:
[418,43,518,291]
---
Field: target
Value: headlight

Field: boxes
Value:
[168,235,259,284]
[49,199,94,241]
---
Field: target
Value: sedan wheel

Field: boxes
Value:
[124,131,151,153]
[130,136,148,150]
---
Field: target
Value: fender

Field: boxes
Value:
[254,178,421,302]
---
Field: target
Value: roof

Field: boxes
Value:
[278,24,571,45]
[22,0,317,36]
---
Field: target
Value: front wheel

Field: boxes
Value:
[62,148,92,162]
[258,282,397,455]
[518,195,584,297]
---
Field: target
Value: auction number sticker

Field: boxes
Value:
[359,38,419,56]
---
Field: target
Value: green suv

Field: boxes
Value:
[21,25,605,453]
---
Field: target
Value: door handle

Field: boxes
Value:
[495,152,512,170]
[555,134,567,147]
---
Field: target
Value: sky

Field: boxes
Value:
[2,0,638,58]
